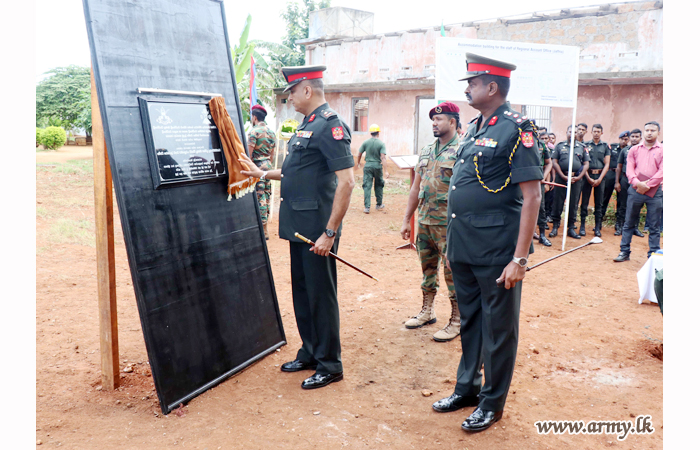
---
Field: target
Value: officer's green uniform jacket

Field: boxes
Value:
[415,134,461,226]
[608,143,623,178]
[583,140,611,170]
[279,103,354,243]
[537,139,551,166]
[618,145,631,177]
[551,140,589,174]
[446,103,543,266]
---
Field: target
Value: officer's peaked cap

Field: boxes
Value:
[459,53,517,81]
[282,65,327,93]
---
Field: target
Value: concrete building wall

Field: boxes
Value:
[550,83,663,143]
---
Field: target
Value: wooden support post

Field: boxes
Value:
[91,67,119,389]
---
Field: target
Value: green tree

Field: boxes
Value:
[36,65,92,134]
[280,0,331,67]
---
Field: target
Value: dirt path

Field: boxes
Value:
[36,157,663,449]
[36,145,94,164]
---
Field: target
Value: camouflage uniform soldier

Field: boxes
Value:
[247,104,276,239]
[400,102,461,342]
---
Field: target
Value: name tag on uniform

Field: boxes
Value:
[296,131,313,138]
[475,138,497,148]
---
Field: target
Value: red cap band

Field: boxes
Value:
[287,71,324,83]
[468,63,511,78]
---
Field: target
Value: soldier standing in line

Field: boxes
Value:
[431,53,543,432]
[240,65,355,390]
[400,102,462,342]
[247,104,277,240]
[356,123,387,214]
[548,125,589,239]
[579,124,611,237]
[604,131,629,235]
[615,128,645,237]
[532,123,552,246]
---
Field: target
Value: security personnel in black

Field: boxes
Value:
[579,124,611,237]
[603,131,629,233]
[615,128,644,237]
[431,53,543,433]
[548,125,590,239]
[240,65,355,390]
[533,123,552,246]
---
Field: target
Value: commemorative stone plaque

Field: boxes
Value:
[139,99,227,189]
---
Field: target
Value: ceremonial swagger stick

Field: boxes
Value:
[541,180,567,188]
[294,232,379,282]
[496,237,603,286]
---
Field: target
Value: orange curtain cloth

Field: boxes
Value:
[208,97,258,200]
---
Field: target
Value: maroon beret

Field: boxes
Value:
[251,104,267,114]
[429,102,460,119]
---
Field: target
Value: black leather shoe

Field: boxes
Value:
[567,229,581,239]
[633,229,644,237]
[594,228,601,237]
[461,407,503,432]
[548,226,558,238]
[533,232,539,240]
[579,225,586,236]
[539,235,552,247]
[613,252,630,262]
[281,359,318,373]
[301,372,343,389]
[614,228,622,236]
[432,393,480,413]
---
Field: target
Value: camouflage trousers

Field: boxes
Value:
[416,222,455,299]
[254,159,273,224]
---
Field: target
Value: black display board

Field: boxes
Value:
[138,99,226,189]
[83,0,285,414]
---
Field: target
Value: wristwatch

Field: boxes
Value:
[512,256,528,268]
[325,228,336,238]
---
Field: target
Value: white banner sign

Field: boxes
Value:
[436,38,580,108]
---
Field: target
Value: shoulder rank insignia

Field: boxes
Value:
[521,132,534,148]
[475,138,498,148]
[489,116,498,126]
[308,114,316,122]
[322,109,336,119]
[296,131,313,138]
[332,126,344,140]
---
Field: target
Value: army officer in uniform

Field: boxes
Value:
[548,126,589,239]
[431,53,542,432]
[240,65,355,390]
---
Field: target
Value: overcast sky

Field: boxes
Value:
[36,0,603,81]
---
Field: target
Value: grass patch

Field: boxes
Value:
[47,218,95,247]
[36,206,50,218]
[36,159,93,176]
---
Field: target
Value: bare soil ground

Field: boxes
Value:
[36,154,663,449]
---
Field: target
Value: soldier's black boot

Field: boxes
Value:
[594,219,602,237]
[579,222,586,236]
[538,226,552,246]
[548,224,559,238]
[568,228,581,239]
[614,221,622,236]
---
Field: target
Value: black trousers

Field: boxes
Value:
[537,184,547,228]
[601,171,616,219]
[289,240,342,375]
[580,172,605,224]
[551,174,583,229]
[452,262,521,412]
[616,175,630,227]
[544,188,554,218]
